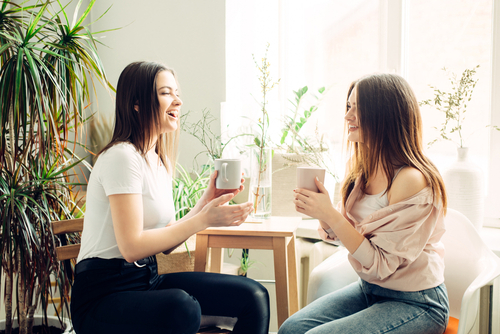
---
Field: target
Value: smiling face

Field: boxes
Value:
[156,70,182,134]
[345,85,362,143]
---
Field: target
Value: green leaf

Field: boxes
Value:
[254,136,261,147]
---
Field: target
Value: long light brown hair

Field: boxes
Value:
[341,73,447,211]
[99,61,180,174]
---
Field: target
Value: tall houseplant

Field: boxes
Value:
[248,43,279,218]
[0,1,112,333]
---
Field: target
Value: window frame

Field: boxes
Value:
[377,0,500,227]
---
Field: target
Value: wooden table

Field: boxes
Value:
[194,216,301,327]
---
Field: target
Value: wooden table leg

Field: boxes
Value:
[209,247,223,273]
[287,235,299,315]
[273,236,289,328]
[194,234,209,272]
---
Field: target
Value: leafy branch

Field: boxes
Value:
[181,108,250,163]
[250,43,280,213]
[420,65,480,148]
[280,86,326,151]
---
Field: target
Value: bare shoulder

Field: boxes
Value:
[388,167,428,205]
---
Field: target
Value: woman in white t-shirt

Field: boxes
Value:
[70,61,270,334]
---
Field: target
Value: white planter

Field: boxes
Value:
[443,147,484,230]
[271,152,313,218]
[0,315,73,334]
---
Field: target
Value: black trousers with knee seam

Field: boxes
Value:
[70,257,270,334]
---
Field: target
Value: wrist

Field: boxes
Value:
[324,206,343,231]
[193,211,209,230]
[195,196,209,211]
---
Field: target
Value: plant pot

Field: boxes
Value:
[249,148,272,218]
[0,315,73,334]
[271,152,314,218]
[443,147,484,230]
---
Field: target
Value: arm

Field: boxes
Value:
[295,168,429,261]
[294,178,365,254]
[110,193,252,262]
[172,170,247,222]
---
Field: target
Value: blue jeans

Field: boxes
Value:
[279,279,449,334]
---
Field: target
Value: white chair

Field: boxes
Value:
[306,208,500,334]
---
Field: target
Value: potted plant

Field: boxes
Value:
[246,43,280,218]
[420,65,492,229]
[272,85,339,217]
[0,1,112,333]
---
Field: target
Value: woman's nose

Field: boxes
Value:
[344,111,355,121]
[175,96,183,106]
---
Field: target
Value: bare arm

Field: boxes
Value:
[110,193,252,262]
[294,178,365,254]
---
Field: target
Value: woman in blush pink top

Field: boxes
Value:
[279,74,449,334]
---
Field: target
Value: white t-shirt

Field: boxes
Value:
[77,142,175,262]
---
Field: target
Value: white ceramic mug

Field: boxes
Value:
[296,167,326,192]
[214,159,242,189]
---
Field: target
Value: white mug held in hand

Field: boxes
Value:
[214,159,242,189]
[296,167,326,192]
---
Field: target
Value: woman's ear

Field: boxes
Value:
[134,105,139,112]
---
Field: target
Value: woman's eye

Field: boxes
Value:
[162,92,171,95]
[346,104,351,111]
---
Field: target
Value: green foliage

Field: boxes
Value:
[181,108,251,164]
[172,164,211,220]
[276,85,337,181]
[0,1,113,332]
[238,249,256,276]
[172,164,211,256]
[251,43,280,153]
[280,85,326,151]
[420,65,480,148]
[248,43,280,214]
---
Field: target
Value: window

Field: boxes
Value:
[225,0,500,227]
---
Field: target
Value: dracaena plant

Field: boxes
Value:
[0,1,113,333]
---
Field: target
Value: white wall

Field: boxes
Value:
[90,0,226,171]
[1,0,226,321]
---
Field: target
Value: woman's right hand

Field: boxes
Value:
[199,193,253,228]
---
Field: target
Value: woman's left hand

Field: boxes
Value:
[200,170,245,205]
[293,177,337,222]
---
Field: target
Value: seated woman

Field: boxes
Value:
[70,61,270,334]
[280,73,449,334]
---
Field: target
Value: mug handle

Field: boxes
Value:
[222,163,229,182]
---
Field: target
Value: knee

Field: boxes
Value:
[278,315,301,334]
[167,289,201,332]
[242,279,270,312]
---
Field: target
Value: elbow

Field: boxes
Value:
[118,245,144,263]
[121,252,141,263]
[122,254,140,263]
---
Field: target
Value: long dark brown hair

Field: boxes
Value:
[99,61,180,174]
[341,73,447,211]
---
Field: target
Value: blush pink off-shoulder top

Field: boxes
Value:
[318,180,446,292]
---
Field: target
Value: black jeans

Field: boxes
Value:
[71,257,270,334]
